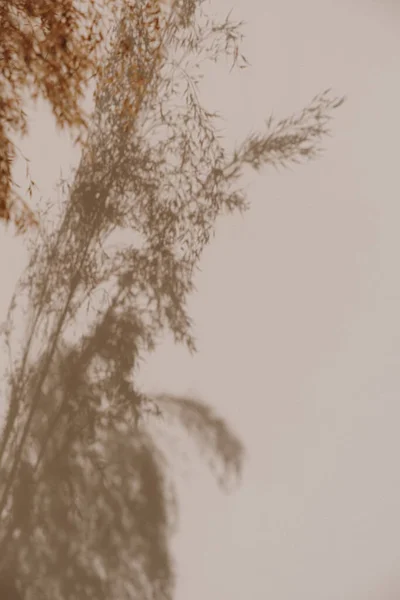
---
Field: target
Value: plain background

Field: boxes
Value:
[1,0,400,598]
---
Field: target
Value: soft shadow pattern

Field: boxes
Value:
[0,328,243,599]
[0,0,345,598]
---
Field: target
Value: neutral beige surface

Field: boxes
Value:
[1,0,400,598]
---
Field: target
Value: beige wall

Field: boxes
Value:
[1,0,400,598]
